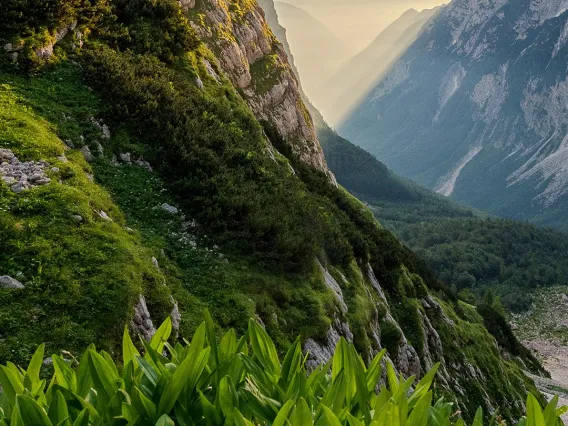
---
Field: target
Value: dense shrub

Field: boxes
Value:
[0,0,110,41]
[0,315,563,425]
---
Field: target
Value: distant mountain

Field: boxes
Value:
[274,1,353,104]
[318,7,440,125]
[340,0,568,231]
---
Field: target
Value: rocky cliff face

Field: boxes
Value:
[185,0,334,182]
[341,0,568,230]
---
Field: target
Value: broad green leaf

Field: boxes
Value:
[150,317,172,354]
[315,404,342,426]
[406,391,432,426]
[218,376,239,418]
[25,344,45,387]
[155,414,175,426]
[205,310,219,368]
[72,408,89,426]
[248,319,281,378]
[526,393,546,426]
[472,407,483,426]
[47,391,70,426]
[292,398,313,426]
[53,356,77,393]
[273,400,295,426]
[199,391,222,425]
[0,365,25,407]
[14,395,53,426]
[157,347,211,415]
[86,350,120,404]
[123,325,140,367]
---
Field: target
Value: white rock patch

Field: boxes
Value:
[436,146,483,196]
[0,149,52,193]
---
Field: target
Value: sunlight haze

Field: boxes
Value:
[284,0,446,50]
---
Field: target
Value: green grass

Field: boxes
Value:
[0,79,171,364]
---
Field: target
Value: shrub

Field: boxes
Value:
[0,314,564,425]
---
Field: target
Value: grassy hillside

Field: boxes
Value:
[0,0,552,421]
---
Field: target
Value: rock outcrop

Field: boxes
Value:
[186,0,335,183]
[131,295,156,342]
[0,276,25,290]
[0,149,52,193]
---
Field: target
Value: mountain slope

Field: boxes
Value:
[0,0,550,421]
[273,1,353,107]
[341,0,568,231]
[319,7,439,125]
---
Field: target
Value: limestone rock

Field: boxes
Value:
[119,152,131,164]
[170,296,181,337]
[131,295,156,341]
[161,203,178,214]
[102,124,111,139]
[179,0,195,11]
[195,76,204,90]
[80,146,93,163]
[0,276,25,289]
[35,44,54,60]
[97,210,112,221]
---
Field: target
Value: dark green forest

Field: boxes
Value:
[316,110,568,313]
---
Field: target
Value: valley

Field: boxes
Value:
[513,286,568,422]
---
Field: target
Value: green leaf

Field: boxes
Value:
[71,409,89,426]
[526,393,546,426]
[205,310,219,368]
[25,344,45,387]
[273,400,295,426]
[14,395,53,426]
[472,407,483,426]
[47,391,70,426]
[315,405,342,426]
[53,356,77,393]
[150,317,172,353]
[292,398,313,426]
[155,414,175,426]
[366,349,386,393]
[218,376,239,418]
[86,350,120,404]
[248,319,280,378]
[406,391,432,426]
[199,391,222,426]
[0,365,25,407]
[132,386,156,420]
[123,325,140,367]
[157,347,211,415]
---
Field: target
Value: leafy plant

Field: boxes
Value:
[0,314,565,425]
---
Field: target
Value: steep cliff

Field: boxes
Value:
[0,0,549,422]
[341,0,568,231]
[184,0,334,181]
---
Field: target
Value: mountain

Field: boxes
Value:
[0,0,554,422]
[341,0,568,231]
[318,7,440,125]
[273,1,353,106]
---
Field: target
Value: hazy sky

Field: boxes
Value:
[284,0,446,50]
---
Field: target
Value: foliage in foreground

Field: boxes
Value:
[0,315,565,426]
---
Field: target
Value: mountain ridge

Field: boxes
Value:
[340,0,568,231]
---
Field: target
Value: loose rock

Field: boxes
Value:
[80,146,93,163]
[161,203,178,214]
[0,276,25,289]
[119,152,131,164]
